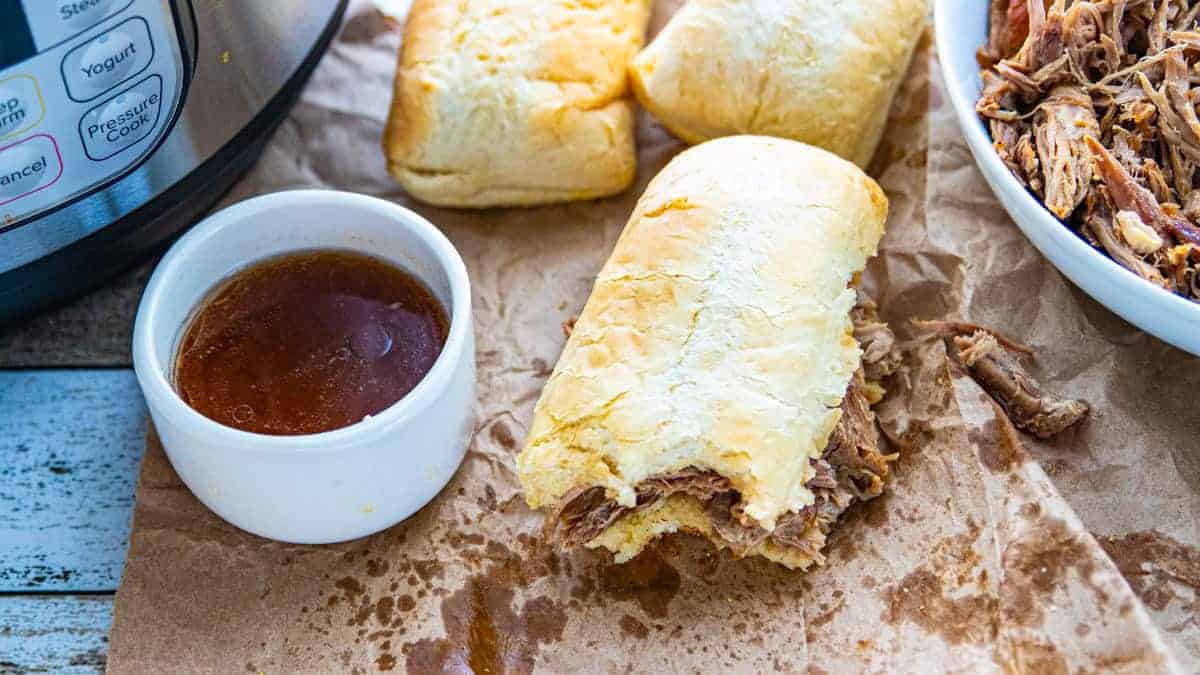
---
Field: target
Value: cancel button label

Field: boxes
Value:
[78,74,163,161]
[0,135,62,205]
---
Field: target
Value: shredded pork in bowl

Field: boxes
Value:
[977,0,1200,299]
[934,0,1200,355]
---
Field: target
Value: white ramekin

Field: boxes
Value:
[132,190,476,544]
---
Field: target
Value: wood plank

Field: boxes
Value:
[0,595,112,674]
[0,260,152,368]
[0,370,144,591]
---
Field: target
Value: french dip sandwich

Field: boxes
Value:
[517,136,900,569]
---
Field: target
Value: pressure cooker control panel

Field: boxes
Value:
[0,0,184,227]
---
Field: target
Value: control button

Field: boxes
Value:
[60,16,153,102]
[0,135,63,206]
[0,76,45,140]
[56,0,116,31]
[20,0,133,51]
[78,75,162,161]
[78,32,136,90]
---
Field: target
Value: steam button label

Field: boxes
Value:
[0,135,64,205]
[20,1,133,49]
[61,17,153,101]
[57,0,116,30]
[79,75,163,160]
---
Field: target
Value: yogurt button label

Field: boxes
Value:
[80,32,138,84]
[57,0,115,30]
[61,17,154,102]
[0,136,63,204]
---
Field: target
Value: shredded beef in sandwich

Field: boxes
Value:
[548,299,901,564]
[977,0,1200,301]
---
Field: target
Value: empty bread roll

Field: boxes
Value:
[629,0,928,167]
[383,0,652,208]
[517,136,891,569]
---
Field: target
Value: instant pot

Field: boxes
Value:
[0,0,348,322]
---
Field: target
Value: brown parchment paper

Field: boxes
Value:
[106,1,1198,672]
[920,56,1200,670]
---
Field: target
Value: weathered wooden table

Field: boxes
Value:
[0,262,155,673]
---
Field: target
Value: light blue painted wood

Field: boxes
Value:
[0,595,112,673]
[0,370,145,592]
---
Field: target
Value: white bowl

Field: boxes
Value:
[935,0,1200,355]
[132,190,476,543]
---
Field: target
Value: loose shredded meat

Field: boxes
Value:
[852,291,902,382]
[914,319,1035,353]
[922,320,1090,438]
[547,300,901,563]
[953,331,1090,438]
[978,0,1200,301]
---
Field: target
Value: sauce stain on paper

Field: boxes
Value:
[620,614,650,639]
[805,596,845,642]
[403,542,567,674]
[882,567,999,645]
[490,420,517,450]
[374,596,395,626]
[882,522,998,645]
[1002,516,1117,631]
[969,414,1025,473]
[375,652,397,671]
[335,577,366,603]
[1006,640,1068,675]
[1097,529,1200,615]
[599,550,682,619]
[338,6,401,44]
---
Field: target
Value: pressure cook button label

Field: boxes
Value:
[79,74,162,161]
[0,135,64,206]
[61,16,153,102]
[0,76,45,140]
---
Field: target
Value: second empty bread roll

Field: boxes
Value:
[629,0,927,167]
[384,0,652,208]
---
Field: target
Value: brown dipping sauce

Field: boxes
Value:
[174,250,449,435]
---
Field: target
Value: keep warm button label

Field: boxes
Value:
[79,75,162,161]
[0,76,45,141]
